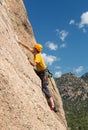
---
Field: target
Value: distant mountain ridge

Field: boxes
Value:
[55,72,88,130]
[55,72,88,101]
[81,72,88,84]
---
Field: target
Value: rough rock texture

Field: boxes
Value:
[0,0,67,130]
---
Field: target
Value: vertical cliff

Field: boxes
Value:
[0,0,67,129]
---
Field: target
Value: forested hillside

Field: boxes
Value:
[55,73,88,130]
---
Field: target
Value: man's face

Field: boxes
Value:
[33,48,38,54]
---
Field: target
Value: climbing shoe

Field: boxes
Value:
[50,106,58,112]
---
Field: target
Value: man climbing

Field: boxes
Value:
[18,40,57,112]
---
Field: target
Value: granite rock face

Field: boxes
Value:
[0,0,67,130]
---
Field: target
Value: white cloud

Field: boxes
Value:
[69,19,75,25]
[42,53,57,65]
[55,66,61,69]
[82,28,87,33]
[45,41,58,50]
[69,12,88,33]
[56,29,69,41]
[79,11,88,28]
[74,66,84,74]
[54,71,62,78]
[60,43,66,48]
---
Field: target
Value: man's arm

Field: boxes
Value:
[18,40,34,53]
[30,61,37,67]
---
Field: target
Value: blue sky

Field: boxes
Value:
[23,0,88,78]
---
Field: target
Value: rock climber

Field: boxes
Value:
[18,40,57,112]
